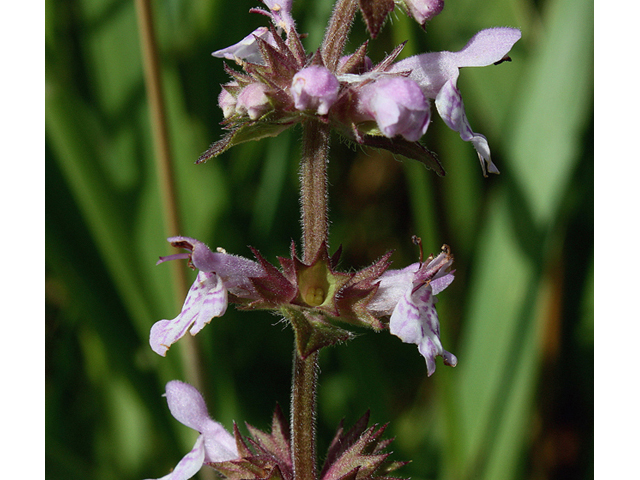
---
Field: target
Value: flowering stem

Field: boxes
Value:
[300,120,331,260]
[291,349,319,480]
[291,118,331,480]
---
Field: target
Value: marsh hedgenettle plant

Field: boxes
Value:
[144,1,520,479]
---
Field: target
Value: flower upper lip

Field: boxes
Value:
[387,27,521,175]
[211,27,277,66]
[389,27,522,97]
[164,236,265,292]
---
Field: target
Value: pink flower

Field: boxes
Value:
[357,76,431,142]
[218,85,238,119]
[211,27,277,65]
[150,237,264,356]
[291,66,340,115]
[145,381,238,480]
[236,83,272,120]
[398,0,444,27]
[368,246,457,376]
[253,0,296,33]
[390,27,521,175]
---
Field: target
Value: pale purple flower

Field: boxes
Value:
[368,247,457,376]
[211,27,277,65]
[358,76,431,142]
[390,27,521,175]
[398,0,444,26]
[291,66,340,115]
[236,83,272,120]
[150,237,264,356]
[252,0,296,33]
[218,85,238,119]
[145,381,238,480]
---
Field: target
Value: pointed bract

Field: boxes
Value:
[248,247,298,306]
[211,406,293,480]
[358,0,395,38]
[321,413,406,480]
[244,405,293,478]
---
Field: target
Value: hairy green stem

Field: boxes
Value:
[134,0,207,400]
[300,120,331,261]
[320,0,357,71]
[291,349,319,480]
[291,119,331,480]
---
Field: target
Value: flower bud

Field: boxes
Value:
[291,66,340,115]
[236,83,271,120]
[358,76,430,142]
[397,0,444,26]
[218,85,238,119]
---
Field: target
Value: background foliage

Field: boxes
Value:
[45,0,594,479]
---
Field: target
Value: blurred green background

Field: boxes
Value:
[45,0,593,479]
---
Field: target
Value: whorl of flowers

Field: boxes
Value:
[200,0,520,176]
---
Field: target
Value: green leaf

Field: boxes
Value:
[198,121,297,164]
[445,194,540,480]
[506,0,594,225]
